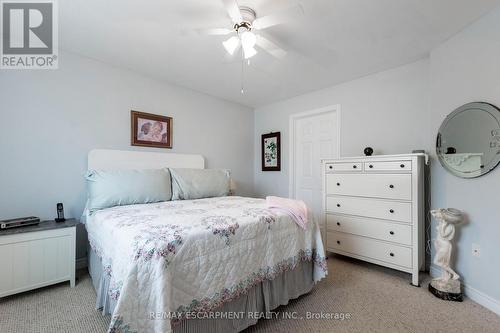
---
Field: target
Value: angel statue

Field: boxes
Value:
[429,208,464,301]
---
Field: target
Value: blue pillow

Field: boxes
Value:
[170,168,230,200]
[85,169,172,213]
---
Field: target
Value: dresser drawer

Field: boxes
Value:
[364,160,412,172]
[326,214,412,245]
[327,231,412,268]
[325,162,362,172]
[326,173,411,200]
[326,196,412,223]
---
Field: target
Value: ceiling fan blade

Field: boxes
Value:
[252,4,304,30]
[195,28,233,36]
[221,0,242,24]
[256,35,287,59]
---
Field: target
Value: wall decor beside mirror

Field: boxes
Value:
[436,102,500,178]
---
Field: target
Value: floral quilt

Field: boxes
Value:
[86,196,327,333]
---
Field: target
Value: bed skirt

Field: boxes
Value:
[88,247,315,333]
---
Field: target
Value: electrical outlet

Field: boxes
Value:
[472,243,481,258]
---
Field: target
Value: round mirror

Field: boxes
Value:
[437,102,500,178]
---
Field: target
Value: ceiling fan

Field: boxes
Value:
[198,0,304,60]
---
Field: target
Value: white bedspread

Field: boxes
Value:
[86,196,327,333]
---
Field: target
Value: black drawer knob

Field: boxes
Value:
[389,184,394,189]
[336,222,341,226]
[336,240,341,245]
[353,165,357,169]
[400,164,405,168]
[336,204,341,207]
[369,164,373,168]
[389,231,394,235]
[389,252,395,257]
[389,209,394,213]
[336,182,340,186]
[329,165,333,169]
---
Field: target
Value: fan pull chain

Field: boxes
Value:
[240,49,252,94]
[240,48,245,94]
[241,62,244,94]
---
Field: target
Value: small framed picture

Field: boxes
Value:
[262,132,281,171]
[131,111,172,149]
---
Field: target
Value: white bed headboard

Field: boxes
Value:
[88,149,204,170]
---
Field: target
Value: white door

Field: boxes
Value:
[291,108,339,234]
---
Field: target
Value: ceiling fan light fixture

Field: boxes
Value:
[240,30,256,49]
[223,36,240,55]
[243,46,257,59]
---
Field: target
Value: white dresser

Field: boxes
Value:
[322,154,426,286]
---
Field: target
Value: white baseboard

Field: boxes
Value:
[430,265,500,315]
[76,257,88,270]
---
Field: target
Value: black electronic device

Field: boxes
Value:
[55,203,66,222]
[0,216,40,229]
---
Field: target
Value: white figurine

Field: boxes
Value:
[429,208,464,301]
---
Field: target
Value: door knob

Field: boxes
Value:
[389,184,394,189]
[389,231,394,235]
[389,209,394,213]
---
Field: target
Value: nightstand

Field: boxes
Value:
[0,218,77,297]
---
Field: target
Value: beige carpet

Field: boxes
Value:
[1,255,498,333]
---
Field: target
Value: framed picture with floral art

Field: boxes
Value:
[131,111,172,149]
[262,132,281,171]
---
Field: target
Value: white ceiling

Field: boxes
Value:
[60,0,500,107]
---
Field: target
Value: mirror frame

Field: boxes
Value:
[436,102,500,178]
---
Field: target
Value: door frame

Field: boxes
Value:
[289,104,341,198]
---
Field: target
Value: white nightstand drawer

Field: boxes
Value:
[364,160,412,172]
[326,173,412,200]
[325,162,362,172]
[327,231,412,268]
[326,214,412,245]
[326,196,412,223]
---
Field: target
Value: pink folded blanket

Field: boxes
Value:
[266,196,308,229]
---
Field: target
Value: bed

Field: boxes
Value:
[84,149,327,333]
